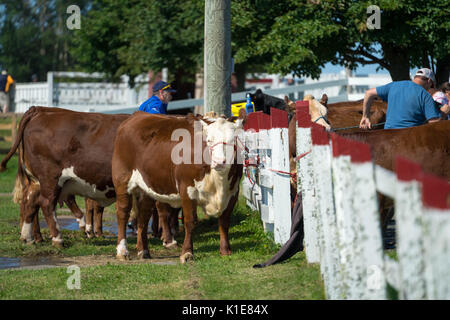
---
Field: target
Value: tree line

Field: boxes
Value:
[0,0,448,94]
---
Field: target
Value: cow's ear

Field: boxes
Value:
[235,118,244,129]
[238,108,247,125]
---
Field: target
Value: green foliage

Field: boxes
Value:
[0,0,92,82]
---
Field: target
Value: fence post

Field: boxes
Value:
[270,108,290,244]
[310,123,342,299]
[421,174,450,299]
[394,156,427,299]
[330,133,359,299]
[242,113,260,212]
[295,101,321,263]
[47,71,54,107]
[11,113,17,143]
[348,139,386,300]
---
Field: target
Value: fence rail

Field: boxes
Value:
[11,73,391,115]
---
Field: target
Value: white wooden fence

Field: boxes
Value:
[295,101,450,300]
[241,109,292,245]
[12,72,149,113]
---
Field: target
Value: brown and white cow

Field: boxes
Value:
[0,106,130,246]
[112,112,244,263]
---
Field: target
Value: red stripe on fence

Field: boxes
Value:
[348,139,372,163]
[244,112,260,132]
[261,113,271,130]
[311,123,329,145]
[296,101,311,128]
[421,173,450,210]
[395,156,422,182]
[270,107,288,128]
[330,133,352,157]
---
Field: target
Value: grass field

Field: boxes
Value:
[0,152,325,300]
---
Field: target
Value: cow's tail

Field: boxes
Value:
[12,142,27,204]
[12,172,23,204]
[0,106,38,172]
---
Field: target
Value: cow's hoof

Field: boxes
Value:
[180,252,194,264]
[116,254,130,261]
[20,237,35,245]
[85,230,95,239]
[163,240,178,249]
[138,250,151,260]
[52,240,64,248]
[34,237,43,244]
[220,249,232,256]
[95,232,103,238]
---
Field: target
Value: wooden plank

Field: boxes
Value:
[296,101,321,264]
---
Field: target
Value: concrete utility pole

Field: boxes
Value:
[204,0,232,116]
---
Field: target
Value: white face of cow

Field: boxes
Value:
[201,118,243,171]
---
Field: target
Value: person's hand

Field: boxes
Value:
[440,104,450,115]
[359,117,372,129]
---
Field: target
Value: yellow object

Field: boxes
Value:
[231,101,254,116]
[5,75,14,93]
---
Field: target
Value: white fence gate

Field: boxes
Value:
[241,109,292,245]
[295,101,450,300]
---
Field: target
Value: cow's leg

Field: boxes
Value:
[39,189,63,248]
[94,203,104,238]
[136,195,154,259]
[179,191,197,263]
[169,208,180,238]
[151,208,160,237]
[218,192,238,256]
[128,196,138,236]
[20,183,43,244]
[32,207,43,243]
[156,201,178,248]
[84,198,94,238]
[65,195,86,232]
[115,190,132,260]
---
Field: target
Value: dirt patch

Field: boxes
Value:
[0,254,179,271]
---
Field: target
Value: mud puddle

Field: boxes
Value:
[39,215,143,237]
[0,254,178,271]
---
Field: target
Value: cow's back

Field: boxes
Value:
[23,109,130,202]
[341,121,450,180]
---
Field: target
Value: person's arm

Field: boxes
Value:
[428,118,440,123]
[424,91,442,124]
[359,87,378,129]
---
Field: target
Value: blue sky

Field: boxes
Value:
[321,62,389,75]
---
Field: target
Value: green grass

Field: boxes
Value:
[0,156,325,300]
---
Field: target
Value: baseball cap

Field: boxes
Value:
[415,68,436,83]
[152,80,176,93]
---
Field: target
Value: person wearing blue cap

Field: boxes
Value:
[138,80,176,114]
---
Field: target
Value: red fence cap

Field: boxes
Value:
[421,173,450,210]
[270,108,288,129]
[311,123,329,145]
[331,133,352,157]
[244,112,260,132]
[349,139,372,163]
[296,101,311,128]
[395,156,422,182]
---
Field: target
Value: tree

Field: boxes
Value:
[0,0,91,82]
[235,0,449,83]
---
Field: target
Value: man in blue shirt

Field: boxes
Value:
[139,80,176,114]
[360,68,441,129]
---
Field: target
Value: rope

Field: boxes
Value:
[332,122,385,132]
